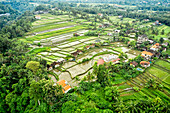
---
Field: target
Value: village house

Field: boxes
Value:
[115,30,121,33]
[71,52,78,57]
[130,61,138,67]
[148,39,154,44]
[112,58,120,64]
[140,61,150,68]
[153,20,162,26]
[107,33,112,36]
[162,42,169,46]
[58,58,66,63]
[35,15,41,19]
[129,34,135,38]
[99,25,104,28]
[103,23,111,28]
[86,45,91,50]
[55,62,61,68]
[71,50,83,57]
[98,13,103,17]
[118,15,123,18]
[97,59,105,66]
[77,49,83,54]
[141,51,154,60]
[57,80,71,93]
[150,43,160,51]
[137,35,148,44]
[147,50,161,58]
[144,19,149,22]
[34,10,48,15]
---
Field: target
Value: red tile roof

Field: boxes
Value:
[112,58,120,62]
[155,43,159,46]
[97,59,105,65]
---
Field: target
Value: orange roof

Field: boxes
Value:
[140,61,150,65]
[141,51,153,56]
[64,85,71,91]
[62,89,65,93]
[97,59,105,65]
[151,45,157,48]
[141,55,145,57]
[57,80,66,87]
[155,43,159,46]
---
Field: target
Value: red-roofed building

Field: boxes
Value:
[140,61,150,68]
[112,58,120,63]
[150,43,160,51]
[35,15,41,19]
[98,13,103,17]
[97,59,105,65]
[141,51,154,59]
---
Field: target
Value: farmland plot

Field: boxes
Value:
[63,62,77,69]
[51,53,67,57]
[67,65,85,78]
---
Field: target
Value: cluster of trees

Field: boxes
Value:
[0,11,35,39]
[1,0,35,13]
[0,4,20,29]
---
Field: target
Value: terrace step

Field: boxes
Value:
[138,75,148,83]
[130,79,142,88]
[120,93,133,97]
[136,76,146,84]
[153,64,170,73]
[145,72,162,83]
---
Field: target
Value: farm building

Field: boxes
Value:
[141,51,154,60]
[57,80,71,93]
[130,61,138,67]
[150,43,160,51]
[35,15,41,19]
[97,59,105,66]
[140,61,150,68]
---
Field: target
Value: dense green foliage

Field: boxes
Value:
[0,4,20,29]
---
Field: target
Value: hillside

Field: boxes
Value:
[0,1,170,113]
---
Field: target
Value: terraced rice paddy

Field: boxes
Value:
[117,60,170,102]
[118,72,170,102]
